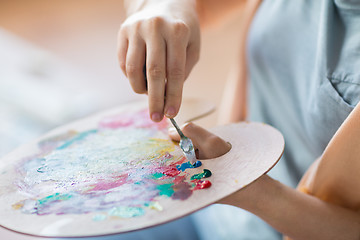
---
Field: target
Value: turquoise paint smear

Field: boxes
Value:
[108,206,145,218]
[38,193,73,205]
[56,129,98,150]
[151,172,165,179]
[157,183,174,197]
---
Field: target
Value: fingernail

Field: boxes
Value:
[151,112,161,122]
[165,107,176,118]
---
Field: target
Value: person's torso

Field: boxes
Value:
[193,1,360,239]
[248,0,360,186]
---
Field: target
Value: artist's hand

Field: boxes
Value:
[118,0,201,122]
[168,122,231,159]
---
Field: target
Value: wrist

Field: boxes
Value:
[124,0,198,18]
[124,0,146,16]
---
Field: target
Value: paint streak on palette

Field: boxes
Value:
[11,109,211,222]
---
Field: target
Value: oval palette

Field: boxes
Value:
[0,101,284,237]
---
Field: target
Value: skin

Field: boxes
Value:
[169,123,360,240]
[121,1,360,239]
[119,0,200,122]
[118,0,244,122]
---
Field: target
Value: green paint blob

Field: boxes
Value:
[157,183,174,197]
[190,169,212,180]
[38,193,73,205]
[203,169,212,178]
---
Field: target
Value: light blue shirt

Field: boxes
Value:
[192,0,360,239]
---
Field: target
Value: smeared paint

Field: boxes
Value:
[93,214,107,221]
[12,109,212,221]
[38,193,73,205]
[176,160,202,172]
[162,167,180,177]
[56,129,97,150]
[151,172,165,179]
[99,109,168,130]
[108,206,145,218]
[145,201,163,211]
[12,202,23,210]
[38,130,78,151]
[172,182,192,200]
[190,169,212,180]
[157,183,174,197]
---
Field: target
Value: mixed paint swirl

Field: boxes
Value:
[12,109,211,221]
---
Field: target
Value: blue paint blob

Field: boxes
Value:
[176,161,202,171]
[192,161,202,168]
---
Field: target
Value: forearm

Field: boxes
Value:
[224,175,360,240]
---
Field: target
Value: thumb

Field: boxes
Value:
[168,122,231,159]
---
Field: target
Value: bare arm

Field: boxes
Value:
[221,174,360,240]
[169,122,360,240]
[227,103,360,239]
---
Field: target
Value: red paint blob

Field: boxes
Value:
[194,180,212,190]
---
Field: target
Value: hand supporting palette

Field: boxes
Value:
[0,101,284,237]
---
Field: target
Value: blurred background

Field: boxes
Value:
[0,1,244,238]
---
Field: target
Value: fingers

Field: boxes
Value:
[169,122,231,159]
[118,26,147,94]
[126,36,147,94]
[117,30,128,77]
[118,14,200,122]
[164,21,189,118]
[146,33,166,122]
[185,41,200,79]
